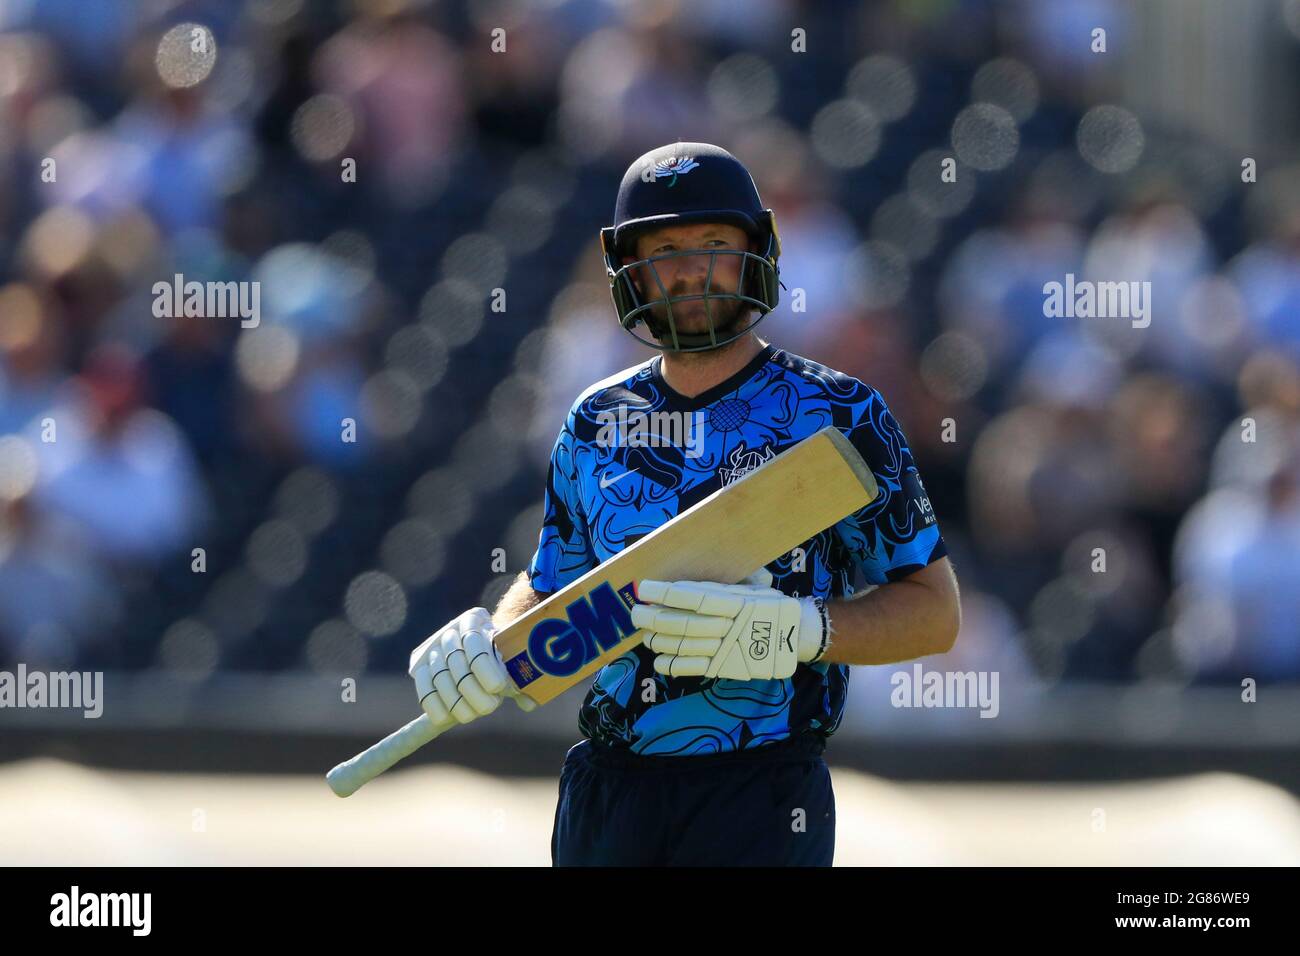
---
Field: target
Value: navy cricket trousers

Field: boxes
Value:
[551,735,836,866]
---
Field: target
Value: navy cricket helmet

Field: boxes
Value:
[600,142,783,352]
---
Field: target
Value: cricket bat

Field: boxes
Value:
[327,425,878,796]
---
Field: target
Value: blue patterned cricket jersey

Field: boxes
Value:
[527,343,947,755]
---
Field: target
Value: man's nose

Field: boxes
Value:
[672,251,714,286]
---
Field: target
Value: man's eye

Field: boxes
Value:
[651,240,728,254]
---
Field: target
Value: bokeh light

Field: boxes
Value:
[1076,105,1144,174]
[810,100,881,169]
[846,54,916,122]
[951,103,1020,172]
[344,570,408,637]
[155,23,218,89]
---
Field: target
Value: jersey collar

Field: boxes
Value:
[651,342,778,411]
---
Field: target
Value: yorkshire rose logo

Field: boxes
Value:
[654,156,700,186]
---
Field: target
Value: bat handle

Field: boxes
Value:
[326,711,455,797]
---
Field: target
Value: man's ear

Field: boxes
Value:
[620,256,645,295]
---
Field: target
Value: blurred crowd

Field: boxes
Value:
[0,0,1298,688]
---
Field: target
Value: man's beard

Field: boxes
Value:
[642,294,752,345]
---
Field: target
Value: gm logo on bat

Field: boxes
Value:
[504,582,641,686]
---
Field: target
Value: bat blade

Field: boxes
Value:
[326,425,877,796]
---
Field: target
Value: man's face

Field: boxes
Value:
[623,222,755,343]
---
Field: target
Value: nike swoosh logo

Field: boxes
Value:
[599,470,638,489]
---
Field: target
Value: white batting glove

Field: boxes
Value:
[632,569,832,681]
[408,607,538,726]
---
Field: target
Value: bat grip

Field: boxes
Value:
[326,711,455,797]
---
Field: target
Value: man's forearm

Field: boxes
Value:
[492,571,545,628]
[819,564,960,666]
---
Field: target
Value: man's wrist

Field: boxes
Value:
[797,596,832,663]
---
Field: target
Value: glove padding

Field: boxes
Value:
[408,607,538,725]
[632,569,829,681]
